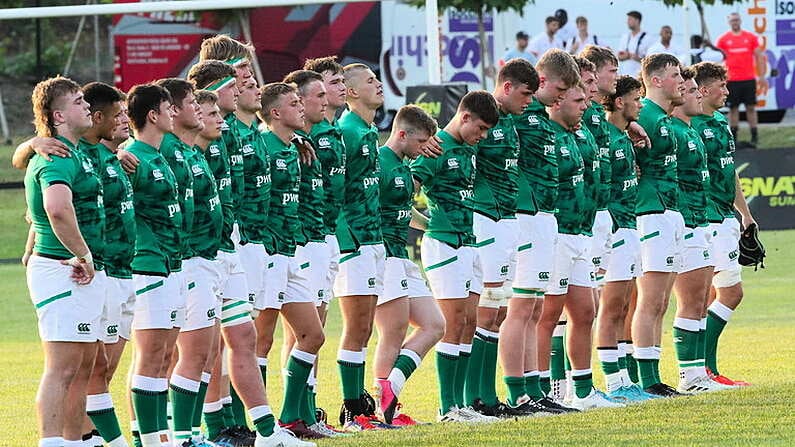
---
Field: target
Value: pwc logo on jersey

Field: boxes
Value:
[120,200,133,214]
[544,145,555,156]
[492,128,504,140]
[219,177,231,190]
[505,158,518,169]
[208,195,221,211]
[255,174,271,188]
[623,178,639,191]
[282,193,299,205]
[311,178,323,190]
[397,209,411,220]
[167,203,180,218]
[106,165,118,178]
[363,177,379,188]
[664,154,677,166]
[230,154,243,166]
[572,174,584,186]
[701,170,710,182]
[458,189,474,201]
[720,156,734,169]
[330,166,346,177]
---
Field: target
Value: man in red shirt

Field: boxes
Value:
[716,12,767,148]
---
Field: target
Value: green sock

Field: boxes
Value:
[504,376,526,406]
[258,358,268,388]
[392,350,420,384]
[157,390,169,433]
[169,377,199,442]
[598,347,621,376]
[203,407,225,440]
[309,386,318,417]
[251,408,275,437]
[132,428,142,447]
[524,372,544,400]
[637,359,658,388]
[697,321,707,367]
[480,337,499,406]
[130,377,160,439]
[617,351,627,370]
[455,345,471,408]
[550,335,566,381]
[193,375,210,436]
[539,373,551,395]
[464,334,486,406]
[221,400,235,427]
[674,321,702,378]
[337,350,364,401]
[300,384,318,425]
[572,370,593,399]
[626,352,639,384]
[436,345,459,414]
[86,394,123,444]
[651,358,661,384]
[230,386,247,427]
[280,352,314,423]
[705,310,728,375]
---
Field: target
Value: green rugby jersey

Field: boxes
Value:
[573,125,601,236]
[310,118,346,235]
[295,129,325,245]
[472,110,520,220]
[549,121,585,235]
[160,133,194,267]
[234,117,271,245]
[379,146,414,259]
[583,102,612,210]
[262,131,300,256]
[187,145,223,259]
[606,122,638,230]
[223,114,245,223]
[410,130,476,248]
[82,141,135,278]
[692,111,736,222]
[337,110,382,251]
[514,98,558,214]
[201,137,235,252]
[636,98,679,214]
[24,137,105,265]
[126,139,183,276]
[671,117,710,228]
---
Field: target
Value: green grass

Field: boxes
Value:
[1,229,794,445]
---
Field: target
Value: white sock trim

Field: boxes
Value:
[674,317,701,332]
[220,395,232,405]
[634,346,657,360]
[552,325,566,337]
[291,348,317,365]
[204,400,223,413]
[476,327,500,339]
[86,393,114,412]
[131,375,161,391]
[700,318,707,331]
[399,348,422,367]
[170,374,201,393]
[571,368,592,377]
[459,343,472,355]
[248,404,272,421]
[523,370,539,378]
[337,349,364,364]
[201,372,212,383]
[436,342,460,356]
[708,301,734,322]
[39,437,64,447]
[539,370,551,378]
[597,348,620,363]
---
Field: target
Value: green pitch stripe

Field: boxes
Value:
[518,242,533,252]
[472,238,495,248]
[35,290,72,309]
[339,251,361,264]
[640,231,660,242]
[136,280,164,296]
[612,239,625,249]
[424,256,458,272]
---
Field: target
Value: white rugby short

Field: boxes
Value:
[181,257,223,332]
[637,210,685,273]
[27,255,105,342]
[262,254,315,310]
[133,272,186,330]
[108,276,136,341]
[678,226,714,274]
[604,228,642,282]
[547,234,592,296]
[421,236,479,299]
[590,210,613,284]
[325,234,340,303]
[378,257,432,305]
[513,212,558,293]
[295,241,331,306]
[333,243,385,297]
[236,242,268,310]
[473,214,520,284]
[216,250,249,303]
[709,217,742,275]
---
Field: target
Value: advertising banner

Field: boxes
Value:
[735,148,795,230]
[405,84,468,127]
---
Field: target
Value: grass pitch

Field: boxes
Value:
[1,230,793,446]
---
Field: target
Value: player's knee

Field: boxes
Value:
[298,330,325,353]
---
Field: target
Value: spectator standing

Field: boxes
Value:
[647,26,687,63]
[617,11,652,77]
[567,16,599,55]
[503,31,538,65]
[689,35,725,64]
[529,17,564,58]
[715,12,767,148]
[554,9,578,51]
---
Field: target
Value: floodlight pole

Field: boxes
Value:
[426,0,441,85]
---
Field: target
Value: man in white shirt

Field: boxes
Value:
[529,16,564,58]
[568,16,600,55]
[647,25,687,63]
[617,10,652,76]
[554,9,577,52]
[503,31,538,65]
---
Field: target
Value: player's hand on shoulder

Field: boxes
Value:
[627,122,650,149]
[31,137,70,161]
[292,134,317,165]
[421,135,443,158]
[117,149,140,174]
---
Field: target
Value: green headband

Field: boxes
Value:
[206,76,235,91]
[226,57,246,67]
